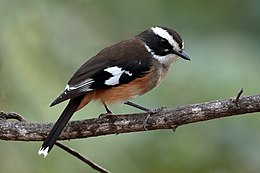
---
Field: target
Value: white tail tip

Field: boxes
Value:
[38,147,49,158]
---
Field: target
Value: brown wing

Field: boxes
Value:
[50,38,153,106]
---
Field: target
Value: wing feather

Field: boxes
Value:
[51,38,152,106]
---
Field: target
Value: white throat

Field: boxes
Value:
[144,44,179,65]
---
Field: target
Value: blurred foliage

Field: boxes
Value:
[0,0,260,173]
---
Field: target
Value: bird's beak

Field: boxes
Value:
[175,50,191,61]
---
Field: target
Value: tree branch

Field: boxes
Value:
[55,142,110,173]
[1,94,260,141]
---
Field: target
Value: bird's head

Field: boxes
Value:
[139,26,190,65]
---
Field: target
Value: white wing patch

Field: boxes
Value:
[104,66,132,86]
[151,26,180,51]
[65,79,94,93]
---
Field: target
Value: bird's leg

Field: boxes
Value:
[124,101,151,112]
[103,102,112,114]
[124,101,152,130]
[99,102,113,118]
[124,101,168,130]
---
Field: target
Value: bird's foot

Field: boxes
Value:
[98,113,113,119]
[150,106,167,113]
[143,106,167,130]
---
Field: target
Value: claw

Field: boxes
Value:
[150,106,167,113]
[143,114,151,130]
[98,113,113,119]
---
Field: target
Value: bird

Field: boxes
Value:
[38,26,190,157]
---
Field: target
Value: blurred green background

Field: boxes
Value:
[0,0,260,172]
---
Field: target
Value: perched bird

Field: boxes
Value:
[38,26,190,157]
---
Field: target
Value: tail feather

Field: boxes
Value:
[38,96,83,157]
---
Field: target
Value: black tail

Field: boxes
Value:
[38,96,83,157]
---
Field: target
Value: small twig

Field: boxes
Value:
[234,88,244,106]
[55,142,111,173]
[0,111,27,122]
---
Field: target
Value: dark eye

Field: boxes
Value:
[160,38,169,47]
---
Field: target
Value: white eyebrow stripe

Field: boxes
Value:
[151,26,180,51]
[104,66,132,86]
